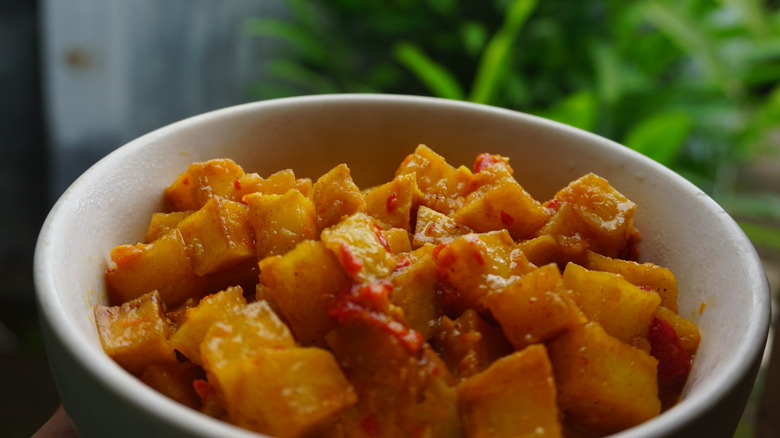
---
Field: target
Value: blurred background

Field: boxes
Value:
[2,0,778,436]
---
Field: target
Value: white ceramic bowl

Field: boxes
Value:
[35,94,770,437]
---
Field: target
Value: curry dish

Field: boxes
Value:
[95,145,700,437]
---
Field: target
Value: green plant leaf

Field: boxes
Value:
[392,42,465,100]
[469,0,538,104]
[720,193,780,221]
[738,221,780,251]
[244,18,328,66]
[461,21,489,57]
[536,90,598,132]
[624,110,692,165]
[266,60,340,94]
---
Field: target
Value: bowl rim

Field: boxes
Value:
[34,93,771,437]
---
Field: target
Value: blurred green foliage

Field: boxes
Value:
[246,0,780,250]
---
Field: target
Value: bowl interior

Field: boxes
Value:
[35,95,770,437]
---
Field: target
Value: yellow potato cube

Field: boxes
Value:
[458,344,563,438]
[140,362,203,409]
[233,168,299,200]
[516,235,559,268]
[144,211,193,243]
[95,290,177,375]
[105,228,207,307]
[168,286,247,366]
[177,197,255,276]
[219,347,357,438]
[547,322,660,435]
[653,305,701,357]
[487,264,585,349]
[563,263,661,344]
[433,230,536,315]
[313,163,366,231]
[413,206,473,247]
[164,158,246,211]
[395,144,473,214]
[320,212,397,283]
[453,165,549,240]
[364,172,421,231]
[259,240,349,347]
[244,189,317,259]
[585,250,679,312]
[387,253,440,340]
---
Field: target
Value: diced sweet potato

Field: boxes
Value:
[313,163,366,231]
[168,286,247,366]
[433,230,536,315]
[540,173,639,261]
[140,362,204,409]
[585,250,679,312]
[433,309,513,381]
[458,344,562,438]
[259,240,349,347]
[105,228,207,307]
[395,144,473,215]
[95,290,177,374]
[217,347,357,438]
[547,322,660,435]
[145,211,194,243]
[452,164,549,240]
[563,263,661,344]
[164,158,246,211]
[413,206,473,247]
[244,189,317,259]
[176,198,255,276]
[364,172,421,231]
[321,212,397,283]
[487,264,585,350]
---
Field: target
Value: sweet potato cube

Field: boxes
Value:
[653,305,701,357]
[168,286,247,366]
[563,263,661,344]
[145,211,193,243]
[413,206,472,247]
[395,144,473,214]
[218,347,357,438]
[434,309,513,381]
[541,173,639,259]
[140,362,203,409]
[95,290,177,374]
[487,264,585,349]
[387,253,440,340]
[321,212,397,283]
[176,197,255,276]
[201,300,296,373]
[364,172,421,231]
[452,165,549,240]
[458,344,562,438]
[433,230,535,315]
[547,322,660,435]
[244,189,317,259]
[164,158,246,211]
[105,228,207,307]
[585,250,679,311]
[313,163,366,231]
[259,240,349,347]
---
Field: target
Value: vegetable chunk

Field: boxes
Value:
[95,290,177,374]
[547,322,660,435]
[459,344,562,438]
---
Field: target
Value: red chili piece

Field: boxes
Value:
[233,179,242,191]
[500,210,515,227]
[339,242,364,276]
[648,317,692,386]
[474,153,502,173]
[395,257,411,270]
[360,413,381,437]
[386,192,399,213]
[374,228,392,253]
